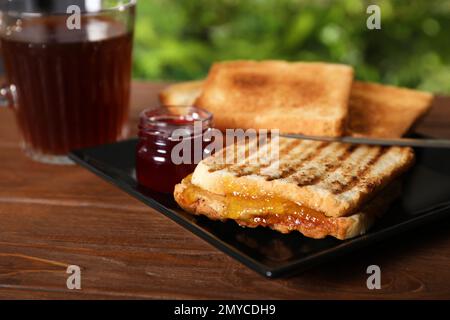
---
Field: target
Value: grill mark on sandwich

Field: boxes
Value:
[229,139,303,177]
[281,140,302,156]
[293,172,322,187]
[321,144,359,174]
[293,141,329,162]
[265,142,329,181]
[292,143,357,187]
[228,140,271,176]
[207,137,258,172]
[258,138,298,166]
[331,146,389,195]
[208,139,312,177]
[341,144,359,157]
[207,163,231,172]
[232,166,256,177]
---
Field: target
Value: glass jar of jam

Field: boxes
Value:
[136,106,213,193]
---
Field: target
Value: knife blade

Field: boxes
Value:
[280,134,450,149]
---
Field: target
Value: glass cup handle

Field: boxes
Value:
[0,84,17,108]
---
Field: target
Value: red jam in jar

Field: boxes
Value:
[136,106,213,193]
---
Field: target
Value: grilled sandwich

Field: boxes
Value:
[159,80,433,138]
[174,137,415,239]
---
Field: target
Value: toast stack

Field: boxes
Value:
[160,60,433,138]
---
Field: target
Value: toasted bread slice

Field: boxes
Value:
[159,80,433,138]
[191,137,414,218]
[174,175,401,240]
[194,61,354,136]
[159,80,204,106]
[348,81,434,138]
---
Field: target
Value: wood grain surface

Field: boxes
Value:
[0,82,450,299]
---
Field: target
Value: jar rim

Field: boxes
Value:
[139,105,213,128]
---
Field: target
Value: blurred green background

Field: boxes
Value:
[133,0,450,94]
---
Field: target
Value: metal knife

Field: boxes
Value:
[280,134,450,149]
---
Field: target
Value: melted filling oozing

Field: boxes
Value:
[180,175,336,230]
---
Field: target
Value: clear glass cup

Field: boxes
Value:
[0,0,136,164]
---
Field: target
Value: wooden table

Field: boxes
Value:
[0,82,450,299]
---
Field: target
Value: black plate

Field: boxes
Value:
[69,139,450,278]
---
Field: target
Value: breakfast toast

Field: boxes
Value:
[159,80,433,138]
[348,81,434,138]
[159,80,204,107]
[194,61,354,136]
